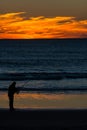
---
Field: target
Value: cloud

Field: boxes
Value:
[0,12,87,38]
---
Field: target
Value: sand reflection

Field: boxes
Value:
[0,92,87,109]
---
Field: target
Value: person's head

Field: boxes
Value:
[12,81,16,86]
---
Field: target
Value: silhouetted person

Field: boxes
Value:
[8,81,19,111]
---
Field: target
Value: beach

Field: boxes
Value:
[0,109,87,130]
[0,92,87,129]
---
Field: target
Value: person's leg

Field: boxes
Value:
[9,96,14,111]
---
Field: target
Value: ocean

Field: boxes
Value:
[0,39,87,108]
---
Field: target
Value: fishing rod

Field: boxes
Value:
[21,80,29,88]
[16,80,30,93]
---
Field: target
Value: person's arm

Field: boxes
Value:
[15,87,20,94]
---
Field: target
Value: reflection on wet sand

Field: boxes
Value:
[0,92,87,109]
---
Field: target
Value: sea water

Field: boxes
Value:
[0,39,87,108]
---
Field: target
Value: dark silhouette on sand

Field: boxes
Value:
[8,81,19,111]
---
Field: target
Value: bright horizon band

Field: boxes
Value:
[0,12,87,39]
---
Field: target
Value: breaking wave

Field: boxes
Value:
[0,72,87,80]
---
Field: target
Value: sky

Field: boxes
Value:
[0,0,87,39]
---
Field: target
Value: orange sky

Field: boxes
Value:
[0,12,87,39]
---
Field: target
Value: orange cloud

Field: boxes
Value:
[0,12,87,39]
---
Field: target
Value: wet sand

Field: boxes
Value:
[1,92,87,109]
[0,109,87,130]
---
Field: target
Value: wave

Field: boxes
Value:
[0,72,87,80]
[0,87,87,93]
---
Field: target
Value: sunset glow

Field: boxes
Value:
[1,93,87,108]
[0,12,87,39]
